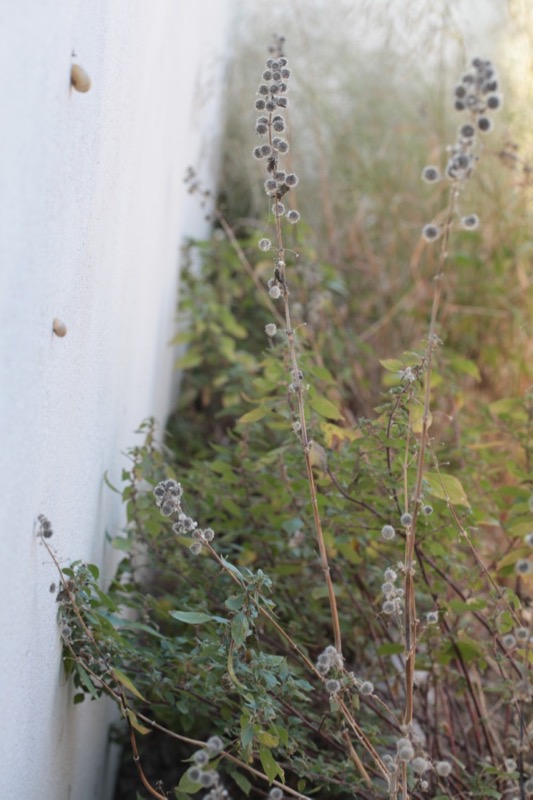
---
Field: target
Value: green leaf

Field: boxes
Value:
[112,669,147,701]
[74,664,100,700]
[125,708,152,735]
[221,558,244,581]
[237,406,270,424]
[110,535,133,552]
[231,611,250,647]
[424,471,470,507]
[175,349,203,369]
[103,471,120,493]
[93,585,117,611]
[376,643,405,656]
[472,788,501,799]
[489,397,527,420]
[218,306,248,339]
[225,594,244,611]
[496,610,514,635]
[259,745,284,783]
[169,610,227,625]
[336,541,362,565]
[240,722,254,749]
[448,598,486,614]
[438,637,484,666]
[448,354,481,382]
[507,519,533,538]
[229,770,252,796]
[115,620,164,638]
[380,358,404,372]
[308,394,343,420]
[227,647,247,691]
[257,731,279,747]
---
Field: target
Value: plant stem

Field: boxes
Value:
[403,188,457,739]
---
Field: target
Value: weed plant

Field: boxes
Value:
[39,28,533,800]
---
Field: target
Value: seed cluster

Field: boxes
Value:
[446,58,501,181]
[253,53,301,243]
[187,737,230,799]
[154,479,215,554]
[315,644,343,675]
[37,513,54,539]
[421,57,502,243]
[381,566,404,616]
[449,58,501,179]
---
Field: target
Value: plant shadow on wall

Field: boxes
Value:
[38,36,533,800]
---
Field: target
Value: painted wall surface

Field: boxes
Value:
[0,2,231,798]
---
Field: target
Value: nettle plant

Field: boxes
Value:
[39,43,533,800]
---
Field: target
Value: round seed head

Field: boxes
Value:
[397,743,414,762]
[435,760,452,777]
[381,524,396,540]
[422,165,441,183]
[193,749,209,765]
[460,123,475,139]
[502,633,516,649]
[272,138,289,154]
[477,115,493,133]
[461,214,479,230]
[188,766,202,783]
[422,224,441,242]
[515,627,529,642]
[486,92,502,110]
[515,559,533,575]
[382,599,397,615]
[411,757,430,774]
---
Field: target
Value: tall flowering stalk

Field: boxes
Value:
[253,41,343,656]
[399,57,502,795]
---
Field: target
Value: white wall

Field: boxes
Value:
[0,2,231,798]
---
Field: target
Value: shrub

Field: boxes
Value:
[40,34,533,800]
